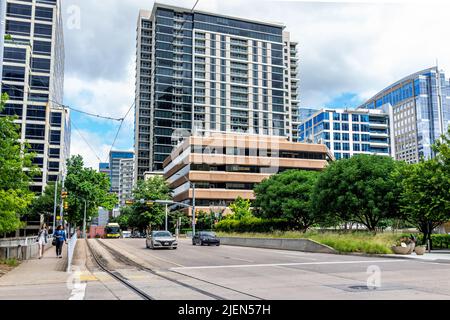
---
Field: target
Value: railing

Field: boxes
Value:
[66,233,78,273]
[0,237,38,248]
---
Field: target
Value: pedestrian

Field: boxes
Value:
[37,224,48,259]
[54,225,67,259]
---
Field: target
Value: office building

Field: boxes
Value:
[118,158,135,206]
[359,67,450,163]
[298,106,395,160]
[99,162,110,176]
[163,133,333,215]
[1,0,69,193]
[135,3,300,178]
[109,151,134,194]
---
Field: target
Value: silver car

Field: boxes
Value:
[146,231,178,250]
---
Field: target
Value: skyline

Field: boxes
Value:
[61,0,450,169]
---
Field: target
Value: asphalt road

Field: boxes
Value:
[94,238,450,300]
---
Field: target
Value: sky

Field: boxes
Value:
[61,0,450,169]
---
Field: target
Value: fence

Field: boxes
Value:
[66,233,77,273]
[0,236,53,260]
[0,237,38,248]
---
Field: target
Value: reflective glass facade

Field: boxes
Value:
[0,0,68,194]
[298,108,394,160]
[135,4,299,179]
[360,67,450,163]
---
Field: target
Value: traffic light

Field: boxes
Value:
[64,200,69,210]
[61,191,68,199]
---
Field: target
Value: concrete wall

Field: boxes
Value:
[219,237,337,254]
[0,242,53,260]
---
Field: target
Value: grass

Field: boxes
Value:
[0,258,20,267]
[216,231,400,254]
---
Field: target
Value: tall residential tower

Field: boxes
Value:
[135,3,299,179]
[1,0,69,193]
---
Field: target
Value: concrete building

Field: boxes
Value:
[163,133,333,215]
[298,106,395,160]
[109,151,134,194]
[99,162,110,176]
[1,0,69,193]
[135,3,300,178]
[359,66,450,163]
[118,158,134,206]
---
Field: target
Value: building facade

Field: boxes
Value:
[118,158,135,206]
[135,3,300,178]
[298,106,395,160]
[359,67,450,163]
[109,151,134,194]
[99,162,110,176]
[163,133,333,215]
[0,0,69,193]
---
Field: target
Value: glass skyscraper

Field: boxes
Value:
[1,0,69,194]
[359,67,450,163]
[298,106,395,160]
[135,3,299,178]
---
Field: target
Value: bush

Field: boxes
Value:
[0,259,19,267]
[215,217,291,233]
[415,234,450,248]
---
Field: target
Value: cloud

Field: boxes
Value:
[61,0,450,169]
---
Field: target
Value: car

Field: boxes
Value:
[122,231,132,238]
[192,231,221,246]
[146,231,178,250]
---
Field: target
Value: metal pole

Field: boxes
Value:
[192,183,196,236]
[59,176,65,226]
[165,204,168,231]
[83,200,87,239]
[52,175,59,235]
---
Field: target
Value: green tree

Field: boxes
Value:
[129,176,171,231]
[64,155,117,226]
[312,155,403,233]
[0,93,36,234]
[254,170,319,232]
[168,210,190,232]
[398,129,450,246]
[29,182,62,219]
[228,197,253,220]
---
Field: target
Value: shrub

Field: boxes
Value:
[215,217,291,233]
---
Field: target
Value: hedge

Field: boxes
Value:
[214,217,291,233]
[400,234,450,249]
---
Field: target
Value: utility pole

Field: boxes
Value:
[52,174,59,234]
[83,200,87,239]
[165,204,168,231]
[59,176,65,226]
[192,182,196,236]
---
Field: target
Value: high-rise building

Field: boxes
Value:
[99,162,110,176]
[1,0,69,194]
[118,158,134,206]
[297,107,319,123]
[298,106,395,160]
[109,151,134,194]
[135,3,299,179]
[359,67,450,163]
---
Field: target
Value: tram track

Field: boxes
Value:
[95,239,263,300]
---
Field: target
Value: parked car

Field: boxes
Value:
[192,231,221,246]
[146,231,178,250]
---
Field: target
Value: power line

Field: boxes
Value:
[70,118,103,163]
[105,101,135,163]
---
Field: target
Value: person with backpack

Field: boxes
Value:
[54,225,67,259]
[37,224,48,259]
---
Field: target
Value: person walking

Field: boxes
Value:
[37,224,48,259]
[54,225,67,259]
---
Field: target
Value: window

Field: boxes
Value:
[7,3,32,18]
[34,23,53,39]
[2,66,25,81]
[333,113,340,121]
[6,20,31,36]
[34,41,52,56]
[35,6,53,21]
[30,76,50,90]
[353,134,360,142]
[50,131,61,144]
[32,58,51,72]
[3,47,27,63]
[334,143,342,151]
[25,124,46,140]
[333,123,341,131]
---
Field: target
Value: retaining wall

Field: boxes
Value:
[0,240,53,261]
[219,237,337,254]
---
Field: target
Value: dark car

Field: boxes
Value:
[192,231,221,246]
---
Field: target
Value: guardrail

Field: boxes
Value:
[0,237,38,248]
[67,233,78,273]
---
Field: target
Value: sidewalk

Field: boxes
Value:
[0,245,72,300]
[383,250,450,263]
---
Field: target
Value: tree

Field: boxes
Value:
[398,129,450,246]
[228,197,253,220]
[29,183,62,220]
[129,176,171,231]
[312,155,403,232]
[0,93,36,234]
[168,210,190,232]
[254,170,319,232]
[64,155,117,226]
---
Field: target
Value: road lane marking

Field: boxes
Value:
[171,259,410,271]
